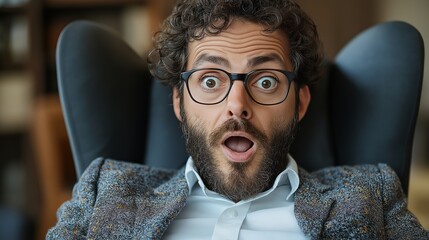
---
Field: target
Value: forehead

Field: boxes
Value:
[187,19,291,70]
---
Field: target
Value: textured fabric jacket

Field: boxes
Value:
[47,158,429,239]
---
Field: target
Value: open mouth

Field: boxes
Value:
[221,133,256,163]
[224,136,254,152]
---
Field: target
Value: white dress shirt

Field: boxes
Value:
[163,155,308,240]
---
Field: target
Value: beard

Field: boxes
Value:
[181,110,298,202]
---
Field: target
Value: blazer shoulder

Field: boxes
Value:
[309,163,398,189]
[94,158,183,190]
[97,158,179,175]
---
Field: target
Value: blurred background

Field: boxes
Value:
[0,0,428,239]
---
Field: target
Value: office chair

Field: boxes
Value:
[56,20,424,193]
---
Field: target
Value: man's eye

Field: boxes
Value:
[201,76,221,89]
[255,77,277,90]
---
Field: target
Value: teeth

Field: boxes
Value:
[224,136,253,152]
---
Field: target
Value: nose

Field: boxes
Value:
[225,81,252,119]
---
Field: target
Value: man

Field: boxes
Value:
[48,0,428,239]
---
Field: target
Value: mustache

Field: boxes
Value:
[209,118,269,146]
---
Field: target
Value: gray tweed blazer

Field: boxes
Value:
[47,158,428,239]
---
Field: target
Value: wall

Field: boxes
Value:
[296,0,376,59]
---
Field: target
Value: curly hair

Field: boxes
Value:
[148,0,323,91]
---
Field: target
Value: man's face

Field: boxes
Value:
[173,19,310,202]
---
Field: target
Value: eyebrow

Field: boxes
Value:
[191,53,286,69]
[192,54,231,68]
[247,53,286,68]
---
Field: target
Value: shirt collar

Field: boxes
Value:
[184,154,300,201]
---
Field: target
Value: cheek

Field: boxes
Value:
[183,96,222,129]
[255,106,295,137]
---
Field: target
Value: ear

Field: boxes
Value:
[173,87,182,122]
[297,85,311,122]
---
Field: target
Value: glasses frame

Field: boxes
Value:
[180,68,296,105]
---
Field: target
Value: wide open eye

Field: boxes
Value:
[254,76,278,91]
[201,76,221,90]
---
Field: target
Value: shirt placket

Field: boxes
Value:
[211,203,251,240]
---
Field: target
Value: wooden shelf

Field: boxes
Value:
[0,5,28,14]
[0,61,27,71]
[44,0,145,9]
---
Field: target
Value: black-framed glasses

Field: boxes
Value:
[180,68,296,105]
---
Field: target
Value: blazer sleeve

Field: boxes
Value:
[379,164,429,239]
[46,158,105,239]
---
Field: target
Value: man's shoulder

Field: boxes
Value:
[304,163,398,189]
[96,158,179,174]
[84,158,185,188]
[312,163,389,178]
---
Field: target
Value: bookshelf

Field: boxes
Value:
[0,0,175,96]
[38,0,149,94]
[0,0,154,154]
[0,0,156,97]
[0,4,29,71]
[0,1,172,238]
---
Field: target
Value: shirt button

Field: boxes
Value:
[225,209,238,218]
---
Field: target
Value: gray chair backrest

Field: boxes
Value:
[57,20,424,193]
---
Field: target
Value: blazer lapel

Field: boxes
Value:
[294,168,334,239]
[133,169,189,239]
[87,168,189,240]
